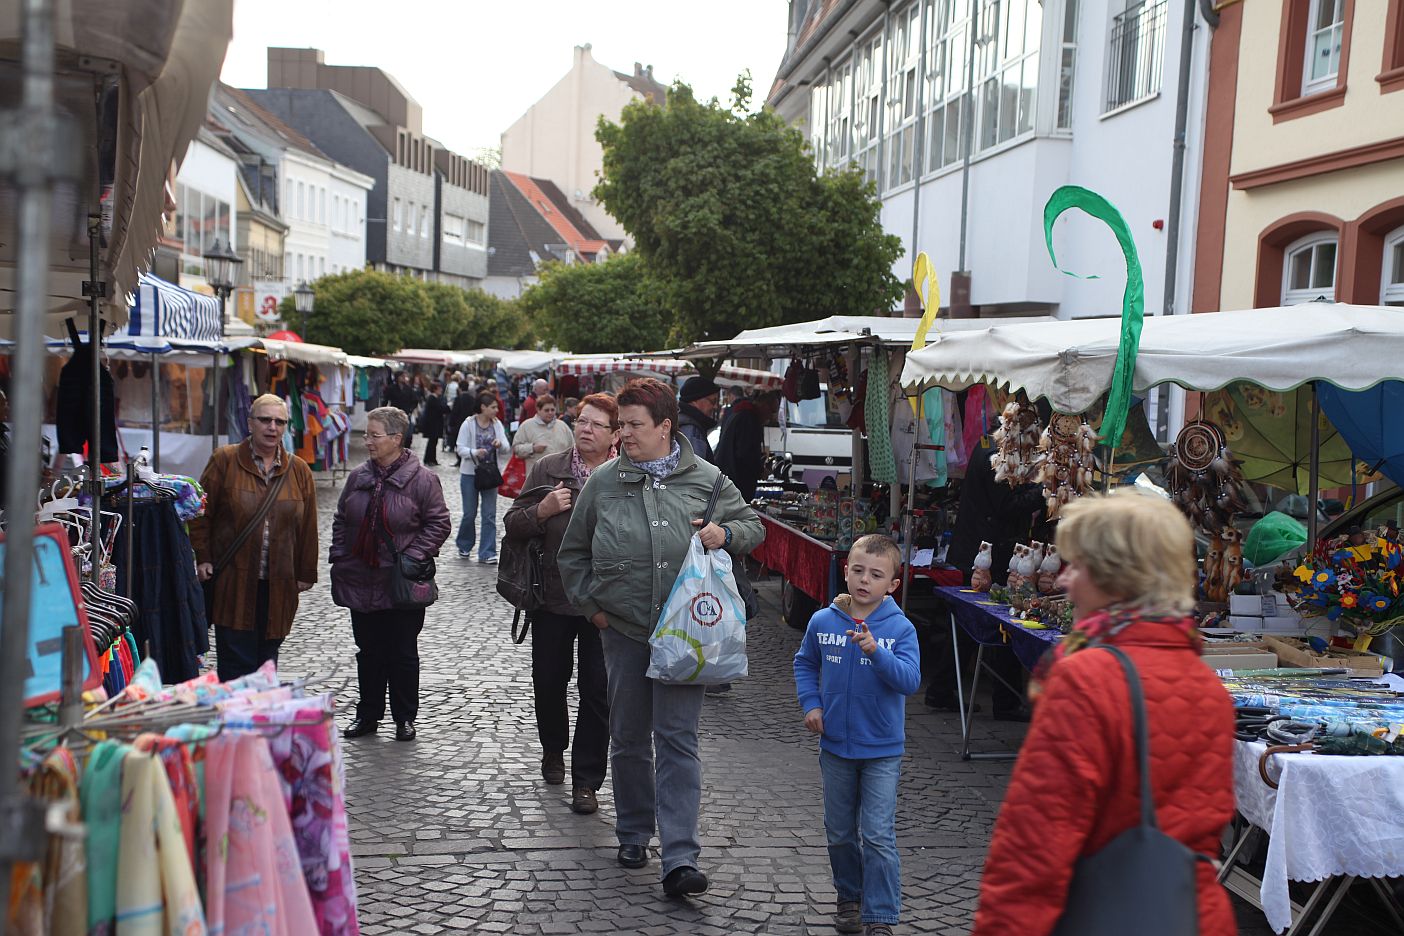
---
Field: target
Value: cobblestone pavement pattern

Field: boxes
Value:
[252,450,1381,934]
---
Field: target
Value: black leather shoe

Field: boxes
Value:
[617,844,649,869]
[662,866,709,897]
[343,718,378,739]
[395,721,417,741]
[542,752,566,785]
[570,786,598,815]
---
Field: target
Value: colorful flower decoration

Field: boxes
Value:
[1340,592,1358,609]
[1284,531,1404,637]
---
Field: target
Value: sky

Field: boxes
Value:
[220,0,791,158]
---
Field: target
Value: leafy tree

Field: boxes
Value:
[595,74,905,344]
[459,287,534,350]
[283,268,432,356]
[518,252,671,354]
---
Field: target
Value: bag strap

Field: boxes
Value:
[1097,645,1158,830]
[511,607,531,645]
[214,465,289,574]
[701,473,726,526]
[377,517,400,559]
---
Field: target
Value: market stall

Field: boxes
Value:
[259,338,356,477]
[556,353,783,392]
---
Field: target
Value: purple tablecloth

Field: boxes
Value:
[936,586,1062,671]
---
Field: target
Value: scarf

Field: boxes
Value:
[355,449,411,567]
[1030,605,1200,700]
[634,439,682,481]
[570,445,617,484]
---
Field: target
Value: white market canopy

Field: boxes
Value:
[260,337,349,368]
[556,354,783,390]
[498,349,567,375]
[391,348,485,367]
[664,314,1057,361]
[899,304,1404,413]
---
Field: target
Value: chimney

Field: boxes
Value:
[634,62,643,76]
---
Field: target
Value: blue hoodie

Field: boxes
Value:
[794,596,922,759]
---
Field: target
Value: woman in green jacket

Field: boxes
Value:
[559,378,763,899]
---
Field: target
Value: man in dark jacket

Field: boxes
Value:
[676,377,720,463]
[417,382,450,466]
[383,372,422,447]
[448,388,476,468]
[715,391,778,501]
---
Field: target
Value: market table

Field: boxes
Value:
[1223,740,1404,935]
[935,586,1063,760]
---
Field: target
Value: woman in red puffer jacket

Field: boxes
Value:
[973,491,1237,936]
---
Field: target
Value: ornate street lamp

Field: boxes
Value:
[201,238,243,453]
[293,280,315,340]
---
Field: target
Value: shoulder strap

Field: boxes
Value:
[1097,645,1157,830]
[701,473,726,526]
[214,463,289,574]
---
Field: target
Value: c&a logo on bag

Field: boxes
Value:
[690,592,723,627]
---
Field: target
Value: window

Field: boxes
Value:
[320,188,326,224]
[319,256,326,278]
[420,205,430,238]
[1057,0,1079,129]
[1383,228,1404,306]
[975,0,1042,149]
[809,83,829,168]
[826,58,853,172]
[284,178,293,218]
[297,181,305,220]
[333,194,341,230]
[174,183,187,246]
[443,213,465,244]
[1105,0,1166,112]
[886,3,922,189]
[1303,0,1345,96]
[1282,233,1338,304]
[408,202,416,236]
[297,254,305,281]
[925,0,973,173]
[175,184,231,255]
[852,33,883,183]
[284,252,292,277]
[465,219,486,246]
[392,197,402,231]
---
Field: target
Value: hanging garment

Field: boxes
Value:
[963,384,989,459]
[865,349,897,484]
[943,390,969,477]
[134,736,201,873]
[56,320,121,461]
[6,747,87,936]
[115,749,206,936]
[82,740,129,936]
[203,734,317,936]
[112,500,208,683]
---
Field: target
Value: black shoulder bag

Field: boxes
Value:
[1051,645,1202,936]
[497,484,555,644]
[378,524,439,609]
[702,473,759,621]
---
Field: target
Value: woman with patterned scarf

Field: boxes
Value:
[503,392,621,817]
[330,405,451,743]
[973,491,1237,936]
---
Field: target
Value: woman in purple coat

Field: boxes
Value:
[331,405,451,742]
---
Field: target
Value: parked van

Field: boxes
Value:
[767,391,853,487]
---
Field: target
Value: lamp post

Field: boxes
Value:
[293,280,315,341]
[202,237,242,454]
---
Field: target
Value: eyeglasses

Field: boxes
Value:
[253,415,289,427]
[363,432,390,441]
[576,419,614,433]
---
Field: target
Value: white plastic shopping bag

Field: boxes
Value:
[646,535,749,685]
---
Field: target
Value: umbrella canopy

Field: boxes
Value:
[266,330,302,342]
[900,304,1404,411]
[1202,383,1354,495]
[1317,382,1404,489]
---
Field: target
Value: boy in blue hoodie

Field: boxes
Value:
[794,534,921,936]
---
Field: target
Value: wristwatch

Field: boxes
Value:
[722,525,733,548]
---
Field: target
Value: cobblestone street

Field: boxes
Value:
[266,453,1366,934]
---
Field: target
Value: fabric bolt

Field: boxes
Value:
[531,609,610,790]
[820,750,903,926]
[349,608,426,724]
[112,500,208,683]
[601,627,707,878]
[962,385,988,458]
[203,733,317,936]
[114,748,206,936]
[1232,739,1404,933]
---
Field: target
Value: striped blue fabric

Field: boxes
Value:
[129,273,222,341]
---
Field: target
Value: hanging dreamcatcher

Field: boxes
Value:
[991,401,1043,487]
[1037,413,1100,520]
[1166,420,1248,602]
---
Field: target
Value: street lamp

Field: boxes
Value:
[202,238,243,453]
[293,280,315,340]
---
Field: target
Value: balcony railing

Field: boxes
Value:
[1105,0,1168,112]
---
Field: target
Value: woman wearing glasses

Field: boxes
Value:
[502,393,619,816]
[191,394,320,681]
[331,406,451,742]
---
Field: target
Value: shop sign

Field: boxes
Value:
[252,279,288,323]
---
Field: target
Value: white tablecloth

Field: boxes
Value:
[1233,739,1404,932]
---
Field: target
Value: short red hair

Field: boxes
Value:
[578,392,619,428]
[617,378,678,431]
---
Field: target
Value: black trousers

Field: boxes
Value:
[350,607,426,724]
[532,609,610,789]
[215,580,282,683]
[423,434,441,465]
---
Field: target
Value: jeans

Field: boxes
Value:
[601,627,706,878]
[820,749,903,925]
[533,610,610,790]
[214,580,282,682]
[350,608,426,723]
[456,472,498,559]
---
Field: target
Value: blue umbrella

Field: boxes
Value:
[1317,382,1404,489]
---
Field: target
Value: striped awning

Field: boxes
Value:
[556,356,782,389]
[127,273,222,342]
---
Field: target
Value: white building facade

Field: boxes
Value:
[281,151,373,285]
[327,162,373,276]
[173,130,240,289]
[771,0,1211,432]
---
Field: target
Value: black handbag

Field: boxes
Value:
[474,456,503,491]
[1051,645,1202,936]
[498,483,554,644]
[702,473,759,621]
[378,525,439,609]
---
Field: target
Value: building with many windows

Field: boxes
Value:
[171,128,240,291]
[770,0,1208,334]
[1192,0,1404,312]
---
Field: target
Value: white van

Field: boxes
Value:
[766,391,854,487]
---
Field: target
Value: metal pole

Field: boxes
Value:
[957,0,979,272]
[0,0,64,923]
[1308,383,1322,546]
[150,351,160,470]
[211,297,223,455]
[86,219,101,580]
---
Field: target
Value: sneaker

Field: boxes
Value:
[458,550,472,560]
[478,555,498,565]
[835,901,862,934]
[863,925,894,936]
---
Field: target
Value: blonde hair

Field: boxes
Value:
[1055,490,1196,615]
[250,393,288,417]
